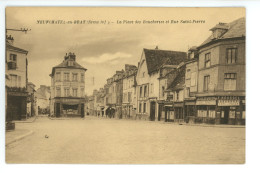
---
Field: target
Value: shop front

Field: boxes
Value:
[54,97,85,117]
[217,96,244,125]
[196,97,217,124]
[184,99,197,123]
[164,101,174,122]
[174,102,184,123]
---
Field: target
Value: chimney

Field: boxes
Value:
[65,52,76,61]
[6,35,14,45]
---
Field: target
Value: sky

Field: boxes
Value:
[5,7,245,95]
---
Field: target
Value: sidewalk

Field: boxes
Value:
[6,128,34,146]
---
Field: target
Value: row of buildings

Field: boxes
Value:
[5,34,51,123]
[87,17,245,125]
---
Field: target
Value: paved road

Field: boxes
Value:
[6,116,245,164]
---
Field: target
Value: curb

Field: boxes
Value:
[6,130,34,146]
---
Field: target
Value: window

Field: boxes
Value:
[139,103,142,113]
[68,61,74,66]
[140,86,142,97]
[81,73,84,82]
[72,73,78,81]
[150,83,154,93]
[191,72,197,86]
[72,88,78,97]
[81,88,84,97]
[224,73,237,91]
[10,75,17,87]
[205,53,211,68]
[9,54,17,62]
[123,93,128,102]
[162,86,165,97]
[204,75,210,91]
[64,73,70,81]
[56,72,61,81]
[176,91,179,101]
[64,88,70,97]
[186,69,191,79]
[143,103,146,113]
[226,48,237,64]
[144,85,147,97]
[56,87,61,97]
[128,92,132,103]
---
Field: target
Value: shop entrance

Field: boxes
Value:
[221,107,229,124]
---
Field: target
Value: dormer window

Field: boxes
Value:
[68,61,74,66]
[210,22,229,39]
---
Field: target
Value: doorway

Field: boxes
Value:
[150,101,156,121]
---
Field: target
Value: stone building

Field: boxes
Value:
[49,52,87,117]
[195,17,245,125]
[5,35,29,121]
[136,47,187,121]
[122,64,138,119]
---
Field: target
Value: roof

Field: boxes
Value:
[6,41,28,54]
[143,48,187,75]
[199,17,245,48]
[167,64,186,91]
[51,58,87,76]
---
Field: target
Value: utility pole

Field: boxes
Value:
[6,28,31,34]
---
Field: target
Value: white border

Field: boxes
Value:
[1,1,260,173]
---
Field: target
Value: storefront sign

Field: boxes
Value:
[8,91,28,97]
[196,97,217,105]
[185,101,196,105]
[174,102,183,107]
[218,100,240,106]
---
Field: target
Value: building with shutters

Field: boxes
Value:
[5,35,29,121]
[49,52,87,117]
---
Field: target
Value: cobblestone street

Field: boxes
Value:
[6,116,245,164]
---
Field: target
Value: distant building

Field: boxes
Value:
[5,35,29,121]
[136,48,187,121]
[122,64,138,119]
[36,85,50,114]
[27,82,37,117]
[49,52,87,117]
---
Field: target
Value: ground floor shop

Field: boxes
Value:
[122,104,136,119]
[105,105,116,118]
[52,97,85,118]
[195,96,245,125]
[6,89,28,121]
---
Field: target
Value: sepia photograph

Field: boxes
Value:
[5,7,245,164]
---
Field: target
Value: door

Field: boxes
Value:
[56,103,60,117]
[81,104,84,118]
[158,104,163,121]
[150,102,156,121]
[221,107,229,124]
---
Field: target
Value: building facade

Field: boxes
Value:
[136,48,187,121]
[5,35,29,121]
[36,85,50,114]
[195,17,245,125]
[50,52,87,117]
[122,64,138,119]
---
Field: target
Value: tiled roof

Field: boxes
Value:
[143,48,187,75]
[199,17,245,48]
[51,58,87,76]
[167,64,186,91]
[6,41,28,54]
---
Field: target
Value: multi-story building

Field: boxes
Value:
[184,47,199,121]
[195,17,245,125]
[136,47,187,121]
[49,52,87,117]
[122,64,138,119]
[5,35,29,121]
[27,82,37,117]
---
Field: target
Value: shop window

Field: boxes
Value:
[229,110,236,119]
[226,48,237,64]
[204,75,210,91]
[224,73,236,91]
[197,106,207,117]
[205,53,211,68]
